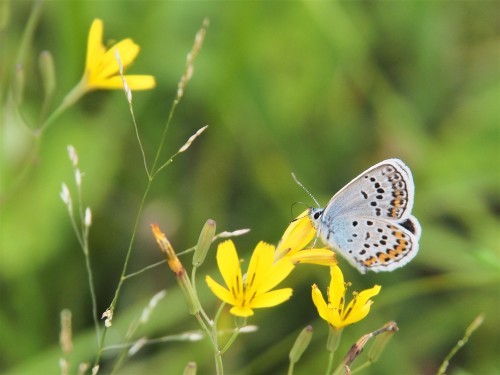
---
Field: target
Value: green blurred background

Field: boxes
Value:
[1,1,499,374]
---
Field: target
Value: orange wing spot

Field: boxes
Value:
[389,208,399,218]
[387,249,400,258]
[363,257,377,266]
[377,252,391,263]
[394,231,405,239]
[395,243,407,254]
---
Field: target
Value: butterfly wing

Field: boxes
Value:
[310,159,420,273]
[323,159,415,222]
[321,214,421,273]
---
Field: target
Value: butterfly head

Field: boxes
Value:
[308,207,324,226]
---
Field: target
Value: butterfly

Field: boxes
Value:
[309,159,421,273]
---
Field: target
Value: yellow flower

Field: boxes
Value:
[312,265,381,329]
[275,209,336,266]
[206,240,294,317]
[82,19,156,91]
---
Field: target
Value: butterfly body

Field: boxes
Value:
[309,159,421,273]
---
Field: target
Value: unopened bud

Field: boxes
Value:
[183,362,197,375]
[152,224,201,315]
[59,309,73,354]
[178,125,208,153]
[60,183,72,212]
[39,51,56,98]
[289,325,313,364]
[193,219,216,267]
[128,337,147,356]
[77,363,90,375]
[368,321,398,362]
[67,145,78,166]
[75,168,82,187]
[84,207,92,227]
[102,308,113,328]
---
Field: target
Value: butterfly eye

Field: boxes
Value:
[314,211,321,219]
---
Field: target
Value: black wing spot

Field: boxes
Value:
[400,218,417,235]
[361,191,368,199]
[352,221,358,227]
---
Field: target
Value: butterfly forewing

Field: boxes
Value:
[323,159,415,222]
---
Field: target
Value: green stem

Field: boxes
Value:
[326,327,342,375]
[326,348,336,375]
[220,327,241,354]
[122,260,166,280]
[15,0,43,67]
[40,79,86,133]
[83,241,101,346]
[150,96,179,175]
[94,182,152,367]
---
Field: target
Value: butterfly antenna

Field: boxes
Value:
[291,172,320,208]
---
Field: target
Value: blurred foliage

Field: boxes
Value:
[1,1,499,374]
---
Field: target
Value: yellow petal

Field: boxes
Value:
[205,275,235,305]
[216,240,243,295]
[246,241,275,296]
[250,288,293,308]
[86,19,105,72]
[312,284,342,328]
[342,285,381,325]
[288,248,336,266]
[257,257,294,294]
[311,284,330,321]
[120,75,156,89]
[88,75,156,90]
[230,305,254,317]
[96,39,140,79]
[276,210,316,259]
[328,265,345,310]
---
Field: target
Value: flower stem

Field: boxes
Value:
[15,0,43,68]
[94,182,152,367]
[326,327,342,375]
